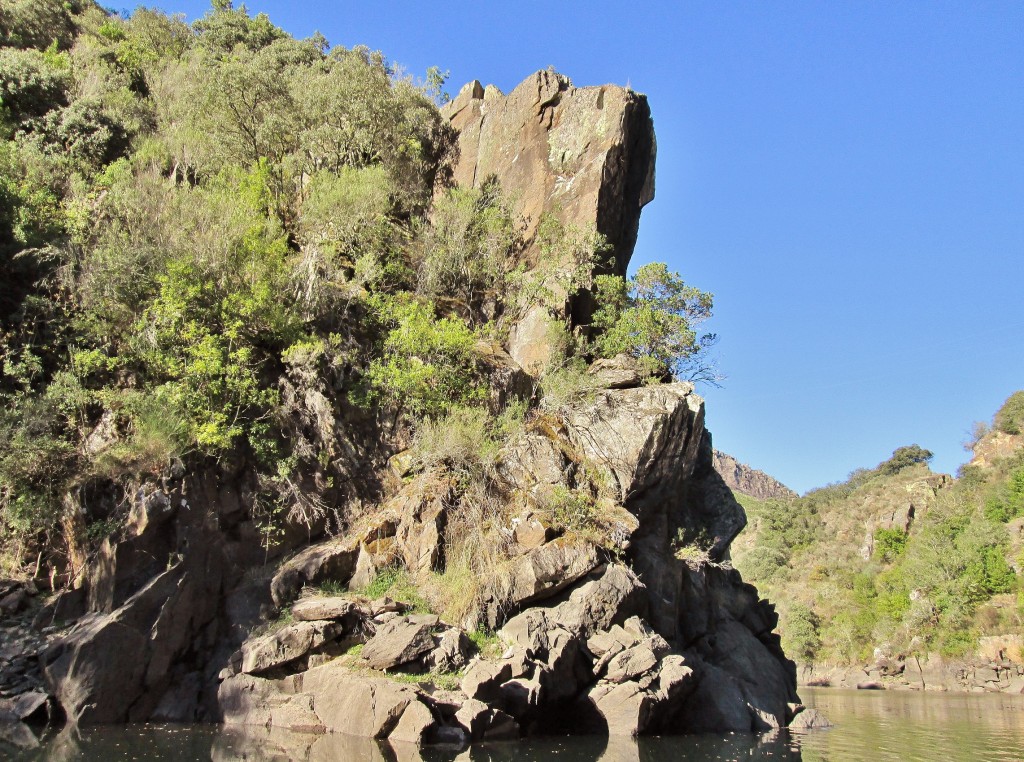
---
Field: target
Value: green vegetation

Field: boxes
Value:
[592,262,717,382]
[0,1,716,600]
[733,432,1024,664]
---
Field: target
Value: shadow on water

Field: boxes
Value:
[9,690,1024,762]
[4,722,803,762]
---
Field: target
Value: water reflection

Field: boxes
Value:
[6,689,1024,762]
[4,722,802,762]
[213,724,803,762]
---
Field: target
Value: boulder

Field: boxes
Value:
[511,511,552,550]
[789,707,832,729]
[460,660,513,702]
[290,596,358,622]
[581,681,654,736]
[562,383,703,503]
[604,646,658,684]
[487,541,600,627]
[546,564,647,638]
[239,620,343,675]
[221,664,425,740]
[361,615,439,671]
[387,699,436,746]
[588,355,646,389]
[392,478,452,580]
[475,340,534,412]
[497,434,570,493]
[270,539,360,607]
[423,628,471,673]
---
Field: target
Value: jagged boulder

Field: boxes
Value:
[484,540,601,628]
[361,614,439,671]
[270,539,360,608]
[239,620,343,675]
[562,383,704,503]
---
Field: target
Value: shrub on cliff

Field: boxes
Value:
[994,391,1024,435]
[591,262,718,382]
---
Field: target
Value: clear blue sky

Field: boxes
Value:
[158,1,1024,494]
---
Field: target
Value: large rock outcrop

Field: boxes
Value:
[442,70,655,276]
[442,70,656,375]
[25,70,799,747]
[217,371,798,741]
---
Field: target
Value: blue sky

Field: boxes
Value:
[159,1,1024,494]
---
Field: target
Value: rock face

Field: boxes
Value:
[443,71,656,375]
[442,71,655,276]
[712,450,797,501]
[26,70,799,747]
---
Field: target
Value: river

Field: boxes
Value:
[6,688,1024,761]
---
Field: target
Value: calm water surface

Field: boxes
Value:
[6,688,1024,761]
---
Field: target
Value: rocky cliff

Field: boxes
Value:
[5,71,799,749]
[712,450,797,501]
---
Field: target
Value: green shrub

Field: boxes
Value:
[994,391,1024,435]
[363,292,485,417]
[415,181,519,313]
[782,604,820,661]
[591,262,717,383]
[874,528,909,563]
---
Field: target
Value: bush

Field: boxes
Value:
[874,528,909,563]
[877,445,933,476]
[782,604,821,661]
[363,293,485,417]
[994,391,1024,435]
[415,181,519,314]
[591,262,717,382]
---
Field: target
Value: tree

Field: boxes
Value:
[591,262,718,382]
[877,444,933,476]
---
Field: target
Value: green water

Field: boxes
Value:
[6,688,1024,761]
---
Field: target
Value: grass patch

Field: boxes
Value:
[359,566,431,613]
[468,626,502,658]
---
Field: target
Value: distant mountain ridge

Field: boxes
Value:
[712,449,797,500]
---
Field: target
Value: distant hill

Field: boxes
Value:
[712,449,797,500]
[731,392,1024,673]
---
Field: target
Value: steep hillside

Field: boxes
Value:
[733,394,1024,691]
[0,1,798,744]
[712,449,796,501]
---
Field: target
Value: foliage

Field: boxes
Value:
[591,262,717,382]
[415,180,519,315]
[877,444,934,476]
[873,528,908,563]
[360,566,430,612]
[994,391,1024,435]
[734,437,1021,665]
[362,293,485,417]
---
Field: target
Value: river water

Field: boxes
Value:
[7,688,1024,761]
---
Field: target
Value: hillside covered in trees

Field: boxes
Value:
[0,1,807,741]
[732,392,1024,676]
[0,0,715,584]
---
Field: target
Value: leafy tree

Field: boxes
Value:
[994,391,1024,435]
[874,527,909,562]
[782,604,821,661]
[592,262,717,382]
[877,444,933,476]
